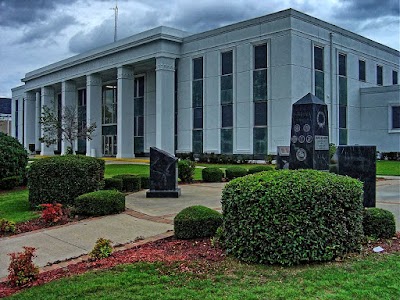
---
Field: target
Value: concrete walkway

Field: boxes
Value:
[0,179,398,280]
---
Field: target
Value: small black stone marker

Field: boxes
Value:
[146,147,181,198]
[331,145,376,207]
[289,93,329,171]
[276,146,290,170]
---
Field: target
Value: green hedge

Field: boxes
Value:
[174,206,223,239]
[225,166,247,180]
[75,190,125,216]
[28,155,105,207]
[113,174,141,192]
[202,167,224,182]
[221,170,364,266]
[247,165,274,174]
[363,208,396,239]
[0,176,22,190]
[139,174,150,189]
[104,178,123,191]
[0,133,28,187]
[178,160,195,183]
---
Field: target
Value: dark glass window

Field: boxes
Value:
[314,46,323,71]
[393,70,398,85]
[134,77,145,154]
[192,130,203,153]
[339,77,347,106]
[192,80,203,107]
[222,51,233,75]
[221,75,233,104]
[254,44,267,69]
[193,108,203,129]
[377,65,383,85]
[253,69,267,101]
[315,70,324,101]
[339,129,347,145]
[253,127,267,155]
[222,105,233,128]
[193,58,203,80]
[339,106,347,128]
[339,54,346,76]
[359,60,366,81]
[254,102,267,126]
[15,100,18,139]
[221,128,233,154]
[393,106,400,129]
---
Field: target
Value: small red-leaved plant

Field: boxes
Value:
[7,247,39,287]
[40,203,64,224]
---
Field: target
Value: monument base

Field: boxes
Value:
[146,188,181,198]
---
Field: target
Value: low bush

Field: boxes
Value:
[225,166,247,180]
[0,218,16,233]
[178,160,195,183]
[113,174,141,192]
[222,170,364,266]
[89,238,113,260]
[0,176,21,190]
[104,178,123,192]
[202,167,224,182]
[363,208,396,239]
[139,174,150,189]
[247,165,274,174]
[75,190,125,216]
[174,205,222,239]
[7,247,39,287]
[28,155,105,207]
[39,203,65,224]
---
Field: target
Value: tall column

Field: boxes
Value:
[41,86,55,155]
[35,91,41,153]
[61,80,77,154]
[24,91,36,152]
[117,66,135,158]
[155,57,175,154]
[86,74,102,157]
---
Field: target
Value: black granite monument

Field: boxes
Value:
[289,93,330,170]
[276,146,290,169]
[331,145,376,207]
[146,147,181,198]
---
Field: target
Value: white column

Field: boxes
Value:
[11,98,16,138]
[61,80,77,154]
[40,86,55,155]
[86,74,102,157]
[155,57,175,154]
[117,66,135,158]
[24,91,36,152]
[35,91,41,153]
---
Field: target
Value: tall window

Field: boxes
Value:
[134,77,145,155]
[314,46,324,100]
[392,106,400,129]
[253,44,268,156]
[102,85,117,156]
[393,70,398,85]
[77,89,87,154]
[377,65,383,85]
[359,60,366,81]
[15,99,18,139]
[192,57,203,154]
[57,94,62,152]
[338,53,347,145]
[221,50,233,154]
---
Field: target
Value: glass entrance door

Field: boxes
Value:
[103,135,117,156]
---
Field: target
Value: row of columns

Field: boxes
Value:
[18,56,176,157]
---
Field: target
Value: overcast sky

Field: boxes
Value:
[0,0,399,97]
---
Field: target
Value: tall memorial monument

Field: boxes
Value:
[289,93,329,171]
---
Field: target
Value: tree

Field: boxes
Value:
[39,103,96,154]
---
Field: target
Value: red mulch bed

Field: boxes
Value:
[0,237,225,298]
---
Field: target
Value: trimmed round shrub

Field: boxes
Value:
[139,174,150,189]
[363,208,396,239]
[104,178,123,191]
[28,155,105,207]
[75,190,125,216]
[0,133,28,189]
[113,174,141,192]
[178,159,195,183]
[174,206,223,239]
[247,165,274,174]
[0,176,22,190]
[222,169,364,266]
[202,167,224,182]
[225,166,247,180]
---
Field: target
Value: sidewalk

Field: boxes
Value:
[0,179,398,280]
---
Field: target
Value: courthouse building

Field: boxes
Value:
[11,8,400,157]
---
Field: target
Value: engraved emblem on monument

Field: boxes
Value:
[317,111,326,128]
[303,124,310,132]
[296,148,307,161]
[294,124,301,132]
[298,135,305,143]
[291,136,298,143]
[306,135,313,143]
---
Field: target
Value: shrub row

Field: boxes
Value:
[201,165,275,182]
[75,190,125,216]
[221,170,364,266]
[104,174,150,192]
[363,208,396,239]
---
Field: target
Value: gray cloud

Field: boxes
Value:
[0,0,78,27]
[336,0,400,20]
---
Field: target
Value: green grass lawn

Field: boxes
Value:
[0,189,38,223]
[376,160,400,176]
[104,164,150,178]
[7,254,400,299]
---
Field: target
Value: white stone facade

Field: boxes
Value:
[11,9,400,157]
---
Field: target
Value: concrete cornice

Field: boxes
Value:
[360,85,400,94]
[23,26,189,82]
